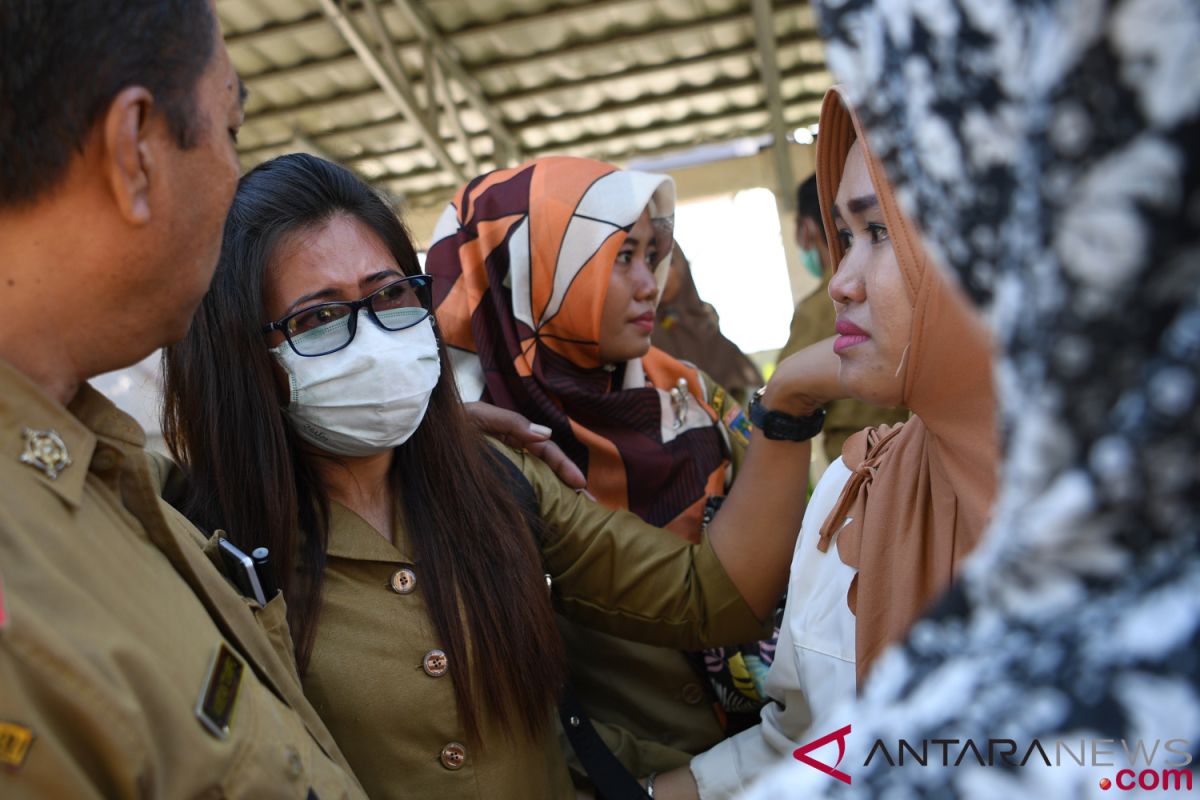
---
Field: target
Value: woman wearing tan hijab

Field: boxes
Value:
[650,86,999,799]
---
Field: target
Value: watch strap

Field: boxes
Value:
[748,392,826,441]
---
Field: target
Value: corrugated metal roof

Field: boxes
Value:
[218,0,832,209]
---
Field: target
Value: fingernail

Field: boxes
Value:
[529,423,552,437]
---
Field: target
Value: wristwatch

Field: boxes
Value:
[747,387,826,441]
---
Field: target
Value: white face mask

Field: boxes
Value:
[270,314,442,457]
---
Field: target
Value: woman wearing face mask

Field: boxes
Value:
[160,153,829,800]
[646,87,1000,799]
[427,155,789,784]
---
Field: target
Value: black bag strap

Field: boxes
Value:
[556,689,651,800]
[488,449,650,800]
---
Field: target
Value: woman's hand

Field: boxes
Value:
[463,401,588,490]
[760,335,844,416]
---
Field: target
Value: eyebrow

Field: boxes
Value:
[284,269,404,314]
[845,194,879,215]
[362,268,403,285]
[286,288,338,315]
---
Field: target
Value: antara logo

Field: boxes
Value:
[793,724,853,785]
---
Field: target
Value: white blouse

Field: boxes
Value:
[689,458,857,799]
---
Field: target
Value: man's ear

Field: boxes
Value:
[101,86,157,226]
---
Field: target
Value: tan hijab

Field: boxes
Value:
[814,86,999,684]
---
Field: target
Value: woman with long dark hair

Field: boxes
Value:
[161,153,829,799]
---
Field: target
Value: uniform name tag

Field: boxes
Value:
[195,643,245,739]
[0,721,34,769]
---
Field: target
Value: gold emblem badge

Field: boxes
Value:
[195,643,245,739]
[0,721,34,769]
[20,428,71,480]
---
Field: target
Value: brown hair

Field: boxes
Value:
[162,153,565,742]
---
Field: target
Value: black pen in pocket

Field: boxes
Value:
[251,546,280,601]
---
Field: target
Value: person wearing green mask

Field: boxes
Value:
[778,175,908,465]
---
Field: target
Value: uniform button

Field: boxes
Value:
[285,746,304,779]
[681,682,705,705]
[440,741,467,770]
[422,649,448,677]
[389,567,417,594]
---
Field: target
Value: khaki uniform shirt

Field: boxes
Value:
[778,274,909,462]
[0,360,364,799]
[301,443,767,800]
[556,372,753,779]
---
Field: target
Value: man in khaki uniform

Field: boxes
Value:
[0,3,365,797]
[778,176,908,463]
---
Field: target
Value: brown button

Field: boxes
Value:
[681,682,705,705]
[422,649,448,677]
[440,741,467,770]
[389,567,417,594]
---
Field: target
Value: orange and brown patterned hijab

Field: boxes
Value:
[427,156,732,540]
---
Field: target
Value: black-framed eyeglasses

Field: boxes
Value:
[263,274,434,357]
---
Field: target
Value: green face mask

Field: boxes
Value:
[800,248,824,279]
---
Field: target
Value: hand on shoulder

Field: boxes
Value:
[462,401,587,490]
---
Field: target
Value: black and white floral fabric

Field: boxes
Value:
[745,0,1200,796]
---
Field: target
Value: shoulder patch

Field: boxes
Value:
[0,721,34,770]
[724,408,752,446]
[710,386,727,417]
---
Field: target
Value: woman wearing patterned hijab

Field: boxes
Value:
[427,156,777,778]
[744,0,1200,796]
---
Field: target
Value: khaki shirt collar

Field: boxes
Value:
[326,500,413,562]
[0,358,146,508]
